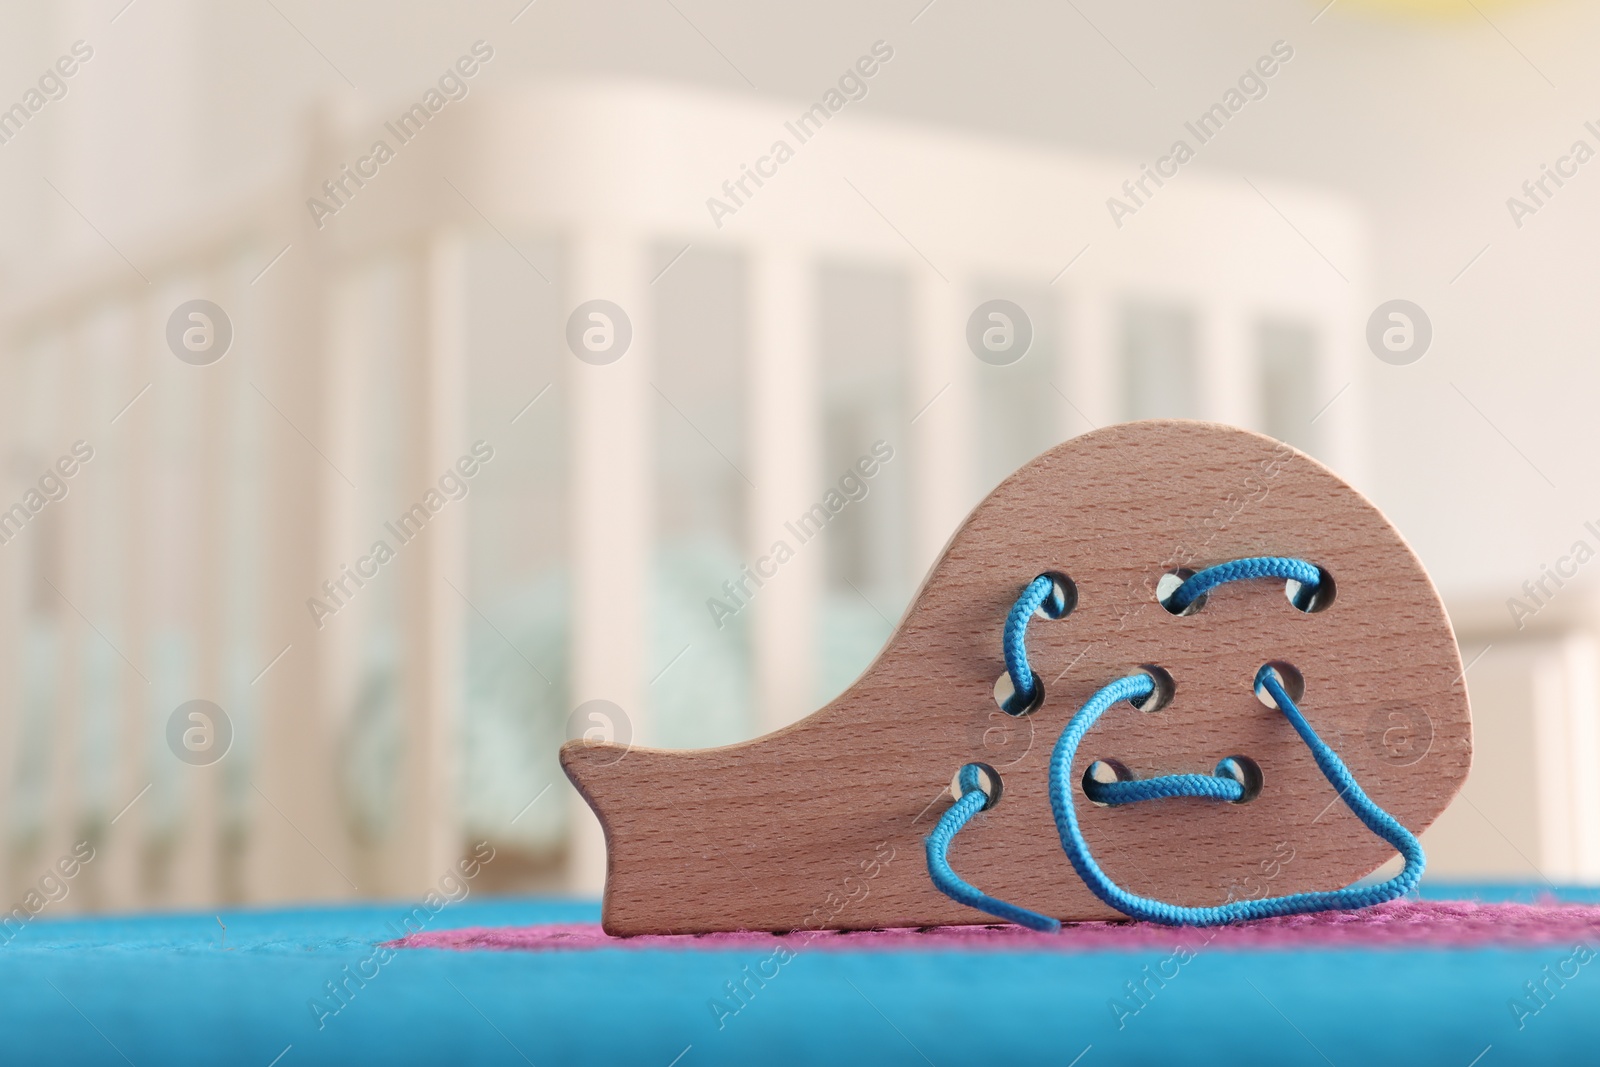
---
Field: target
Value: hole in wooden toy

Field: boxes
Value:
[1156,569,1206,616]
[1130,666,1174,713]
[1214,755,1264,803]
[1033,572,1077,620]
[993,672,1044,717]
[949,762,1003,811]
[1082,758,1132,807]
[1286,566,1336,613]
[1254,661,1305,709]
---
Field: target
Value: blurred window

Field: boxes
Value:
[460,236,570,854]
[973,283,1063,496]
[649,244,753,749]
[1121,300,1198,420]
[816,263,909,705]
[1258,318,1319,454]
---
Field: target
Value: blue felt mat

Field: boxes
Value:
[2,884,1598,1065]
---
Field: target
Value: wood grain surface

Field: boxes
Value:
[562,421,1473,935]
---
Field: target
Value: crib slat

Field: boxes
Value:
[168,266,230,908]
[908,271,972,582]
[242,207,353,903]
[1060,284,1115,430]
[102,297,156,912]
[1198,303,1253,429]
[565,233,651,895]
[748,245,820,732]
[44,328,84,909]
[0,335,27,902]
[386,236,468,894]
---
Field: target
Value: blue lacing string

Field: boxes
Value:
[1047,666,1424,925]
[1002,558,1320,713]
[1001,574,1058,712]
[1166,556,1322,613]
[923,756,1243,933]
[929,557,1425,929]
[925,765,1061,932]
[1083,769,1244,805]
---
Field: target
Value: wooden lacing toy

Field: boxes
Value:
[562,421,1472,935]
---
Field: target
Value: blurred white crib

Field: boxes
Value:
[0,79,1367,911]
[1434,591,1600,884]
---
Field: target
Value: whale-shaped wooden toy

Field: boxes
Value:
[562,421,1472,935]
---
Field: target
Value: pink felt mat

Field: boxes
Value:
[392,899,1600,953]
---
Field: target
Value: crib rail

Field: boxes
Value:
[0,81,1366,911]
